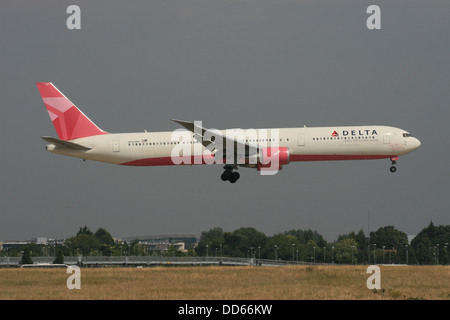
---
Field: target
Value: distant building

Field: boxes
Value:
[32,237,48,245]
[122,234,198,252]
[0,238,64,250]
[1,241,30,250]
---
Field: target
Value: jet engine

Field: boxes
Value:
[257,147,290,171]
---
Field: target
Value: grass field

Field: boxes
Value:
[0,265,448,300]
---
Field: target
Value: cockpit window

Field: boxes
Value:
[403,133,413,138]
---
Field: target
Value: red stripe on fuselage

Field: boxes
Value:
[289,154,392,161]
[120,154,393,166]
[120,155,215,166]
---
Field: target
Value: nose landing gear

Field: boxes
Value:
[390,156,399,173]
[221,166,240,183]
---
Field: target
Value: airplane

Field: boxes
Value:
[36,82,421,183]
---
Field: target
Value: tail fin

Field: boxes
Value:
[36,82,108,140]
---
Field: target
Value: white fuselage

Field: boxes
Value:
[47,125,421,167]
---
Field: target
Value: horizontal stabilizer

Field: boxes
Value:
[41,136,92,150]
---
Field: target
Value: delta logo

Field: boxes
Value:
[331,129,378,136]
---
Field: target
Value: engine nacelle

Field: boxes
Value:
[257,147,290,172]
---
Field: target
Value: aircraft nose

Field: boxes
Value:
[411,137,421,150]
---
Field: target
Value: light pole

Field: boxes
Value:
[351,245,355,265]
[332,246,334,265]
[405,245,409,265]
[445,243,448,265]
[313,247,316,264]
[436,243,439,264]
[274,245,278,261]
[292,243,295,262]
[323,247,326,264]
[382,246,385,264]
[436,244,439,265]
[373,244,377,264]
[430,247,433,264]
[434,246,437,265]
[206,244,209,258]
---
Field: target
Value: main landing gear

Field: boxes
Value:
[390,156,399,173]
[221,166,240,183]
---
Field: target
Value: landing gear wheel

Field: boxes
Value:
[389,156,398,173]
[221,169,232,181]
[229,172,240,183]
[221,166,240,183]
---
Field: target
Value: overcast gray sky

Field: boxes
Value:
[1,0,449,242]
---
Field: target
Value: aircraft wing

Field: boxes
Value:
[171,119,260,164]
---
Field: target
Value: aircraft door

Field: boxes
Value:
[113,140,120,152]
[383,134,390,144]
[298,134,305,146]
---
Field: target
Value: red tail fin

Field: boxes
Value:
[36,82,108,140]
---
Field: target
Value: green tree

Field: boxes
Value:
[336,229,367,264]
[200,227,225,244]
[197,227,225,256]
[370,226,408,249]
[369,226,409,264]
[284,229,328,262]
[411,221,450,265]
[21,248,33,265]
[354,229,368,264]
[334,238,358,264]
[223,227,267,258]
[66,233,100,256]
[95,228,115,246]
[266,233,299,261]
[198,227,268,258]
[305,240,318,263]
[66,226,117,256]
[167,244,182,257]
[53,249,64,264]
[77,225,93,236]
[285,229,327,247]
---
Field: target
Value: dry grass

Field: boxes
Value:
[0,265,448,300]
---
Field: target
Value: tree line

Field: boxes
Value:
[197,222,449,265]
[2,222,449,265]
